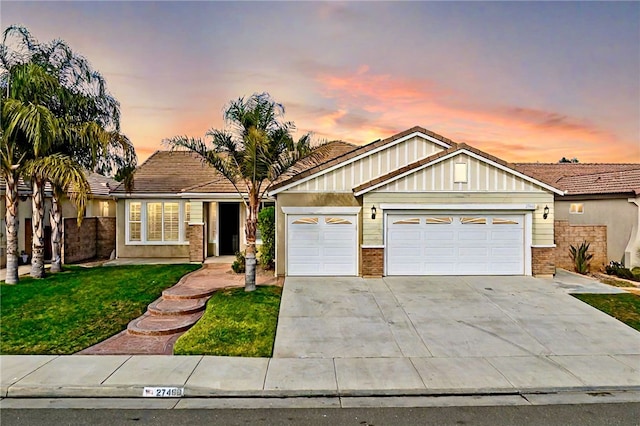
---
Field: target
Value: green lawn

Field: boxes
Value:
[173,286,282,357]
[0,264,199,354]
[572,293,640,331]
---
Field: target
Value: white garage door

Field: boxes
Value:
[387,214,524,275]
[287,214,357,276]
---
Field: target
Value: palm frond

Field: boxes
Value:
[3,98,60,157]
[24,154,90,222]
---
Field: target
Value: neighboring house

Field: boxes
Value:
[516,163,640,268]
[0,172,118,268]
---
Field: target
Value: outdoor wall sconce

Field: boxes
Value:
[371,205,377,220]
[543,205,549,219]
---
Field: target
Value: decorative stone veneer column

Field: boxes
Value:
[188,224,205,262]
[362,247,384,277]
[532,247,555,277]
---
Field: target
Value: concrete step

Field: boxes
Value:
[147,297,208,316]
[162,285,218,300]
[127,311,204,336]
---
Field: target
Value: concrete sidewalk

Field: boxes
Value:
[2,354,640,400]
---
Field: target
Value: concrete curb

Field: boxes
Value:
[5,383,640,399]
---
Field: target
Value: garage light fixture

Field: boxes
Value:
[543,205,549,219]
[371,205,377,220]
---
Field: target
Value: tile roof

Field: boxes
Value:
[110,151,222,195]
[353,143,561,195]
[269,126,457,192]
[85,172,118,196]
[557,168,640,195]
[514,163,640,195]
[110,143,356,196]
[1,173,116,197]
[181,176,243,194]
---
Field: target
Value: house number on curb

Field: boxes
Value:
[143,387,184,397]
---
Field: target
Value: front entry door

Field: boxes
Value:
[219,203,240,255]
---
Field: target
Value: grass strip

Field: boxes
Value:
[1,264,199,354]
[572,293,640,331]
[173,286,282,357]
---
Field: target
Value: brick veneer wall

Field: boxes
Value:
[362,247,384,277]
[188,224,204,262]
[532,247,555,276]
[62,217,116,264]
[554,220,607,272]
[63,217,97,263]
[96,217,116,259]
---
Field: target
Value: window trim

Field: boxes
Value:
[125,200,190,245]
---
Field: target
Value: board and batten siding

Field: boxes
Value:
[376,154,544,192]
[363,192,554,246]
[290,136,446,192]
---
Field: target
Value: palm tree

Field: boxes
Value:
[165,93,310,291]
[2,25,136,277]
[1,62,61,283]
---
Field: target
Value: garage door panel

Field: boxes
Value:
[458,230,489,241]
[424,247,455,256]
[491,230,522,240]
[388,263,422,275]
[424,262,456,274]
[287,214,357,276]
[459,247,489,256]
[290,231,321,241]
[491,247,519,256]
[392,247,422,257]
[293,247,322,256]
[387,213,525,276]
[389,230,422,241]
[490,263,522,274]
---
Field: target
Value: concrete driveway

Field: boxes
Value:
[273,275,640,360]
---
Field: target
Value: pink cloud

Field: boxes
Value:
[301,66,636,163]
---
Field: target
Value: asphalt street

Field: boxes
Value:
[2,403,640,426]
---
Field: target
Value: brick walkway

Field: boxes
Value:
[78,264,283,355]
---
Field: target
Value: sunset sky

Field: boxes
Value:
[2,1,639,164]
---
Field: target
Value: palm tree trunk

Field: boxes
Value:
[50,192,62,273]
[4,174,20,284]
[244,191,259,292]
[30,177,46,278]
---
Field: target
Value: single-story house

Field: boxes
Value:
[112,127,564,277]
[0,173,118,267]
[516,163,640,268]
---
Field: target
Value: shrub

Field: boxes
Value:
[231,251,245,273]
[605,261,640,282]
[257,206,275,269]
[569,241,593,275]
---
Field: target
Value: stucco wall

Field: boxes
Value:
[115,200,190,259]
[362,192,554,246]
[63,198,117,219]
[275,192,361,276]
[555,198,637,264]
